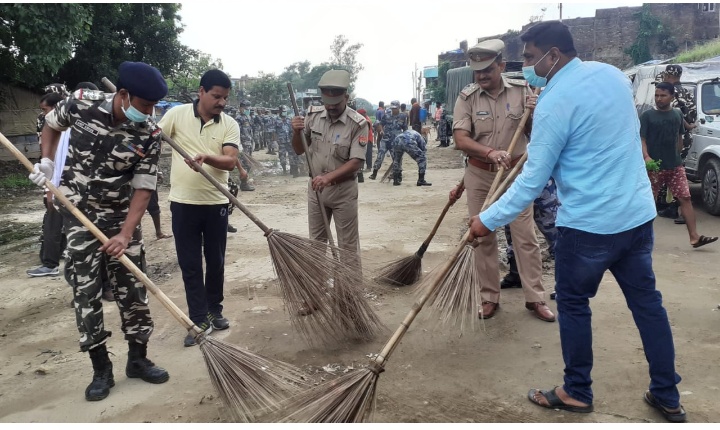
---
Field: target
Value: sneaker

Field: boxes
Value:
[227,224,238,233]
[184,321,213,347]
[27,266,60,277]
[208,312,230,330]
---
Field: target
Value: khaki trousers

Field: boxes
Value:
[307,180,361,271]
[464,165,545,304]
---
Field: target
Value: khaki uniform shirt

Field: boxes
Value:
[303,105,367,179]
[452,77,529,159]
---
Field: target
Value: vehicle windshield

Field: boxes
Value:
[701,82,720,115]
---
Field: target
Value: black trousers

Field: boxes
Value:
[41,197,65,268]
[170,202,228,325]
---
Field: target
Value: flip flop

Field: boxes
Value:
[156,233,173,240]
[643,391,687,423]
[527,387,594,413]
[692,235,718,248]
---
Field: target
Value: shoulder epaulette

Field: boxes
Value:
[346,109,366,125]
[507,78,527,87]
[459,83,480,100]
[308,105,326,114]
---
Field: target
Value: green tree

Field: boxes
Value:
[246,72,287,108]
[56,3,186,91]
[0,4,93,87]
[279,61,312,91]
[328,34,364,92]
[165,48,224,102]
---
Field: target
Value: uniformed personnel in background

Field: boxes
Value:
[391,129,432,186]
[28,61,171,402]
[449,39,554,322]
[369,100,405,179]
[291,69,367,292]
[235,99,256,191]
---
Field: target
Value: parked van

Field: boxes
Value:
[632,62,720,215]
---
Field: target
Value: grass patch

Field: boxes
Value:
[0,173,34,189]
[676,40,720,63]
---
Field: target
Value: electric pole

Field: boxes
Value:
[559,3,563,22]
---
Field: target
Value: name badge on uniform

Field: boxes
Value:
[476,111,490,116]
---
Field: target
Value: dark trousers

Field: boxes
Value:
[41,197,65,268]
[554,220,681,407]
[170,202,228,325]
[365,143,373,170]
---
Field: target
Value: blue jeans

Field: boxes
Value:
[554,220,681,407]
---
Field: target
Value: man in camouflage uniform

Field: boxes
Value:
[275,106,299,176]
[391,129,432,186]
[251,108,263,151]
[501,177,559,290]
[262,108,277,154]
[235,100,256,192]
[369,100,405,179]
[28,62,170,402]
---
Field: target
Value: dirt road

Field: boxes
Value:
[1,133,719,423]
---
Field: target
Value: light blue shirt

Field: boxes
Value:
[481,58,656,234]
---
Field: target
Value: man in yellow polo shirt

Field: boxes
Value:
[158,69,240,347]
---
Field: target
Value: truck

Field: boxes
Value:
[632,62,720,215]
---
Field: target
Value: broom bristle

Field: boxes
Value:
[270,368,379,423]
[421,245,480,332]
[374,254,422,286]
[198,335,310,423]
[266,231,386,344]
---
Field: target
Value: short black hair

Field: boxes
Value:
[521,20,577,57]
[74,81,98,91]
[656,82,675,94]
[200,69,231,91]
[379,101,384,107]
[411,98,417,103]
[40,92,63,107]
[400,103,406,110]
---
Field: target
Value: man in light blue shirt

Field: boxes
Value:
[468,21,685,423]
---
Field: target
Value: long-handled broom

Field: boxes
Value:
[270,165,518,422]
[0,132,307,423]
[375,178,464,287]
[146,121,383,344]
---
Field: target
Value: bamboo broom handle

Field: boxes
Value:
[154,127,273,235]
[287,83,337,247]
[487,152,528,206]
[0,132,197,332]
[416,178,465,258]
[482,86,540,212]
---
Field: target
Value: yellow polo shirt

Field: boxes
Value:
[159,101,240,205]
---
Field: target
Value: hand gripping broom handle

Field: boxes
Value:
[371,141,529,371]
[415,178,465,258]
[482,86,540,212]
[287,82,337,247]
[0,131,198,333]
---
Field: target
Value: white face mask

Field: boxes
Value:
[522,48,559,88]
[121,94,150,123]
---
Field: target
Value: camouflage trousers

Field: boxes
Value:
[372,137,395,171]
[240,141,254,173]
[253,130,263,150]
[278,140,300,168]
[505,177,559,259]
[392,141,427,174]
[64,213,152,351]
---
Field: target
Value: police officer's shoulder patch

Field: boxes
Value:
[347,109,366,125]
[358,134,368,147]
[308,105,326,114]
[459,83,480,100]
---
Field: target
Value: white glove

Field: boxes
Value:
[28,157,54,187]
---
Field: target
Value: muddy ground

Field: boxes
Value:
[1,129,719,423]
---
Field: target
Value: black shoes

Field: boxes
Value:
[369,169,378,180]
[125,342,169,384]
[86,344,115,401]
[416,173,431,186]
[227,224,237,233]
[209,311,230,330]
[501,256,522,289]
[184,320,213,347]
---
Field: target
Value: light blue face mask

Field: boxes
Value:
[522,49,559,88]
[121,95,150,123]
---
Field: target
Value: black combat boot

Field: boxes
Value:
[500,255,522,289]
[369,169,378,180]
[85,344,115,401]
[398,171,403,184]
[126,342,170,384]
[393,172,401,186]
[416,173,432,186]
[357,171,364,183]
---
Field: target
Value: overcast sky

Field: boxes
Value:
[178,1,644,104]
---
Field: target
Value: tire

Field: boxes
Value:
[701,157,720,215]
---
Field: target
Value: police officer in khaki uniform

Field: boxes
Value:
[450,40,554,322]
[291,70,367,269]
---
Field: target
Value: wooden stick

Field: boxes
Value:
[0,131,198,333]
[415,178,464,258]
[287,83,337,247]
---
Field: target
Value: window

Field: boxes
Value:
[699,3,716,12]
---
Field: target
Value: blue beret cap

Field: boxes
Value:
[116,61,168,101]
